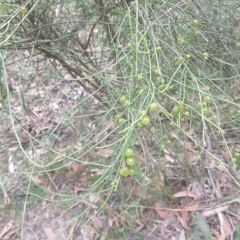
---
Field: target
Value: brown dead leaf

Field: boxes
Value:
[0,221,12,238]
[154,204,169,219]
[31,175,46,185]
[71,163,85,174]
[92,216,104,229]
[203,205,229,217]
[136,210,153,232]
[105,204,119,227]
[178,210,189,230]
[4,191,11,205]
[95,148,114,158]
[182,202,199,212]
[44,228,56,240]
[173,190,199,200]
[126,177,133,189]
[164,150,175,163]
[68,220,77,240]
[218,212,231,239]
[179,229,186,240]
[131,186,148,199]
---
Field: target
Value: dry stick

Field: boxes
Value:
[191,0,239,76]
[20,9,107,97]
[36,45,108,107]
[19,14,109,105]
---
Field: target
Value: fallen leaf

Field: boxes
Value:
[203,205,228,217]
[44,228,56,240]
[136,210,153,232]
[8,156,15,173]
[92,216,104,229]
[182,202,199,212]
[71,163,85,173]
[131,186,148,199]
[68,220,77,240]
[218,212,231,239]
[179,229,186,240]
[4,191,11,205]
[31,175,45,185]
[154,204,169,219]
[164,150,175,163]
[96,148,114,158]
[0,221,12,238]
[173,190,199,200]
[178,211,189,230]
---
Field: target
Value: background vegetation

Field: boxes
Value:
[1,0,240,239]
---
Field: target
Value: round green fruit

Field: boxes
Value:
[234,152,240,158]
[204,96,211,104]
[178,102,185,110]
[149,102,158,112]
[195,30,200,36]
[128,169,135,176]
[120,96,127,104]
[137,75,143,81]
[203,108,209,116]
[166,139,171,146]
[177,56,184,63]
[141,116,150,126]
[156,46,162,51]
[172,106,180,117]
[124,148,134,158]
[118,118,125,124]
[119,167,129,177]
[126,158,136,166]
[139,89,146,96]
[192,20,200,27]
[184,111,190,117]
[150,127,156,134]
[159,84,167,91]
[203,52,209,60]
[138,109,147,117]
[177,38,185,44]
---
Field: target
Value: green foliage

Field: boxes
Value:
[1,0,240,237]
[195,213,213,240]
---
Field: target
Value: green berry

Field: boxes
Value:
[124,148,134,158]
[203,52,209,60]
[119,167,129,177]
[119,96,127,104]
[234,152,240,158]
[139,89,146,96]
[203,108,209,116]
[192,20,200,27]
[141,116,150,126]
[118,118,125,124]
[128,169,135,176]
[172,106,180,117]
[138,109,147,117]
[177,57,184,63]
[159,84,167,91]
[204,96,211,104]
[149,102,158,112]
[178,38,185,44]
[126,158,136,166]
[166,139,171,145]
